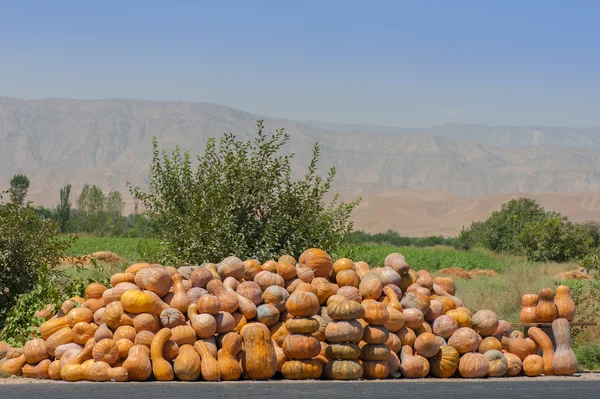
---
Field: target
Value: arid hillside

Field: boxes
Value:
[2,97,600,236]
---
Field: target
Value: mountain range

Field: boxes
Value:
[1,97,600,236]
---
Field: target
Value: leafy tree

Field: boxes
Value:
[56,184,72,232]
[9,174,30,204]
[106,191,125,217]
[519,213,594,262]
[131,120,360,264]
[0,192,71,329]
[481,198,547,255]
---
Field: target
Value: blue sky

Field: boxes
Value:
[1,1,599,127]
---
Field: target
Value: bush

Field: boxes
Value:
[131,121,360,264]
[0,194,71,329]
[345,230,454,247]
[574,342,600,370]
[520,213,594,262]
[581,249,600,272]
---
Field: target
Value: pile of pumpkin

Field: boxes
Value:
[520,287,576,323]
[0,249,578,381]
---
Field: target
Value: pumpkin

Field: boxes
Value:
[237,281,263,306]
[284,290,320,319]
[397,327,417,347]
[299,248,333,278]
[471,309,499,337]
[254,271,285,291]
[123,345,152,381]
[385,332,402,354]
[429,345,460,378]
[45,327,76,357]
[414,332,442,358]
[56,299,76,318]
[22,359,51,379]
[448,328,480,355]
[151,328,174,381]
[362,299,389,326]
[0,354,26,376]
[407,283,430,296]
[133,312,160,333]
[160,308,186,328]
[282,359,323,380]
[399,345,429,378]
[504,352,523,376]
[263,285,290,312]
[528,326,554,375]
[385,307,405,333]
[554,285,576,322]
[424,300,445,324]
[262,260,278,273]
[170,325,197,346]
[218,332,243,381]
[510,330,525,339]
[324,360,363,380]
[54,343,82,360]
[327,299,364,321]
[136,266,173,297]
[217,256,245,281]
[312,315,328,342]
[93,339,119,366]
[478,336,502,354]
[336,270,360,288]
[103,301,124,330]
[446,308,472,328]
[434,296,457,313]
[360,344,390,361]
[403,308,424,330]
[359,272,383,300]
[501,336,530,361]
[283,334,321,359]
[243,259,263,281]
[484,349,508,377]
[388,350,401,377]
[103,282,140,305]
[384,253,409,276]
[333,258,356,276]
[326,343,361,360]
[89,361,128,382]
[34,304,54,321]
[325,320,364,343]
[432,315,458,339]
[523,354,545,377]
[296,266,316,283]
[164,274,188,313]
[134,331,155,348]
[363,325,390,345]
[414,322,433,336]
[525,338,540,355]
[433,277,456,296]
[256,304,280,327]
[374,266,402,287]
[116,338,134,359]
[60,359,94,381]
[86,282,108,300]
[311,277,335,304]
[362,360,390,379]
[125,262,151,274]
[492,320,513,341]
[23,339,48,364]
[242,323,278,380]
[206,279,239,313]
[520,294,538,323]
[401,292,430,315]
[215,311,235,334]
[354,261,370,278]
[187,287,208,304]
[276,260,297,281]
[552,318,577,376]
[173,344,201,381]
[459,352,488,378]
[40,317,69,340]
[286,317,321,334]
[190,267,213,289]
[110,272,135,287]
[48,360,62,380]
[143,290,170,316]
[71,322,98,345]
[81,299,103,314]
[536,288,558,323]
[270,322,291,346]
[195,294,220,315]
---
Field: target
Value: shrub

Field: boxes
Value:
[574,342,600,370]
[581,249,600,272]
[520,213,594,262]
[130,120,360,264]
[0,194,71,329]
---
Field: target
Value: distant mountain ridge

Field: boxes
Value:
[305,121,600,149]
[1,97,600,235]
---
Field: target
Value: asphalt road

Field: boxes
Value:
[2,379,600,399]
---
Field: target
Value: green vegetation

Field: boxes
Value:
[457,198,598,263]
[574,342,600,370]
[346,229,455,247]
[0,192,71,331]
[64,236,160,263]
[131,121,359,265]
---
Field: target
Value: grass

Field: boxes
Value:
[63,236,159,263]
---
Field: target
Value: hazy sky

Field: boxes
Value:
[1,1,599,127]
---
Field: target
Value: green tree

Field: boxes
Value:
[0,192,71,329]
[56,184,72,232]
[481,198,547,255]
[106,191,125,217]
[519,213,594,262]
[131,120,360,264]
[9,174,30,204]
